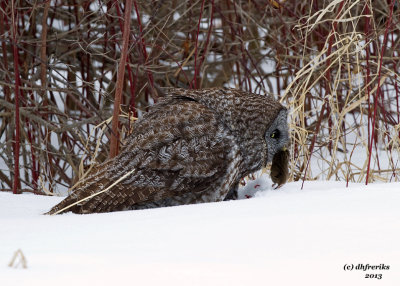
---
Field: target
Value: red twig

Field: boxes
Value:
[363,1,372,178]
[192,0,205,89]
[114,1,138,115]
[11,0,21,194]
[109,0,133,158]
[365,0,395,184]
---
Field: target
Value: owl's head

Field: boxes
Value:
[264,109,289,163]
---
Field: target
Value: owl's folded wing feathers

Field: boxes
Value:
[46,98,236,214]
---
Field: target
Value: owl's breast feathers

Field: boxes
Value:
[47,88,285,214]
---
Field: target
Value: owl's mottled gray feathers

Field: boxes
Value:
[47,87,287,214]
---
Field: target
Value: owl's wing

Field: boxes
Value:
[47,97,239,214]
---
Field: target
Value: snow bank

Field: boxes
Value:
[1,178,399,285]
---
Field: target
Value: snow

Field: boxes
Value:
[1,176,400,285]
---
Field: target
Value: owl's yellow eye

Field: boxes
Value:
[270,129,280,139]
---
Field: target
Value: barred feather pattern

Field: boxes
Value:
[47,87,288,214]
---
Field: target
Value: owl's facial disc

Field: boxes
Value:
[265,109,289,163]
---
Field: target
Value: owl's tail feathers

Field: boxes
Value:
[45,192,84,215]
[45,164,138,215]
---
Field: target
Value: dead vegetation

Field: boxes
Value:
[0,0,399,194]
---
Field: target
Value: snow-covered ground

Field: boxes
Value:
[1,176,399,285]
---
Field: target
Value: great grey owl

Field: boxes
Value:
[47,87,289,214]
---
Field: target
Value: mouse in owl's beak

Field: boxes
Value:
[271,147,290,189]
